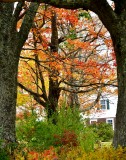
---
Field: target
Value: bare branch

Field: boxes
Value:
[18,2,40,50]
[80,89,102,112]
[18,82,47,107]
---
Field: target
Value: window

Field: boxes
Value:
[100,100,106,110]
[100,99,110,110]
[106,118,114,130]
[107,119,113,125]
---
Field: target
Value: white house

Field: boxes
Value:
[82,96,117,130]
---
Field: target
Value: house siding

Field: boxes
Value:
[97,118,106,123]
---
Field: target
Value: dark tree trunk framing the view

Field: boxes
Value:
[1,0,126,148]
[0,2,39,154]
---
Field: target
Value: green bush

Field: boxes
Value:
[0,149,9,160]
[16,106,96,152]
[16,111,56,151]
[89,122,114,142]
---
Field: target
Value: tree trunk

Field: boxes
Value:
[47,77,61,124]
[0,3,19,148]
[47,12,61,123]
[0,3,39,157]
[0,47,19,148]
[112,26,126,147]
[90,1,126,148]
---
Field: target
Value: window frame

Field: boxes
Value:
[100,99,110,110]
[106,118,114,130]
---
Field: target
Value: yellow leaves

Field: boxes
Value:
[57,145,126,160]
[17,89,31,107]
[38,50,48,61]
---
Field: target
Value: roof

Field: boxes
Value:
[89,109,116,119]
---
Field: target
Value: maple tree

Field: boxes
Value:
[18,6,116,122]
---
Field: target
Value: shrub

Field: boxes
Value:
[16,106,96,152]
[89,122,114,142]
[41,146,58,160]
[54,130,78,147]
[0,149,9,160]
[58,146,126,160]
[16,114,58,151]
[15,145,126,160]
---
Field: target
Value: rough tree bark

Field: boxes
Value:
[0,2,39,152]
[111,23,126,148]
[0,3,18,147]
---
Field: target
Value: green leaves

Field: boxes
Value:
[79,11,91,19]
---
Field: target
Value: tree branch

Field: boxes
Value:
[62,79,118,88]
[89,0,117,35]
[18,82,46,107]
[0,0,90,10]
[61,86,99,93]
[80,89,102,112]
[13,2,24,21]
[17,2,40,50]
[35,55,48,101]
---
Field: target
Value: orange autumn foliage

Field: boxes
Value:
[18,5,117,110]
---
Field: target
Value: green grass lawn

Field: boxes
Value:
[101,141,112,147]
[95,141,112,149]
